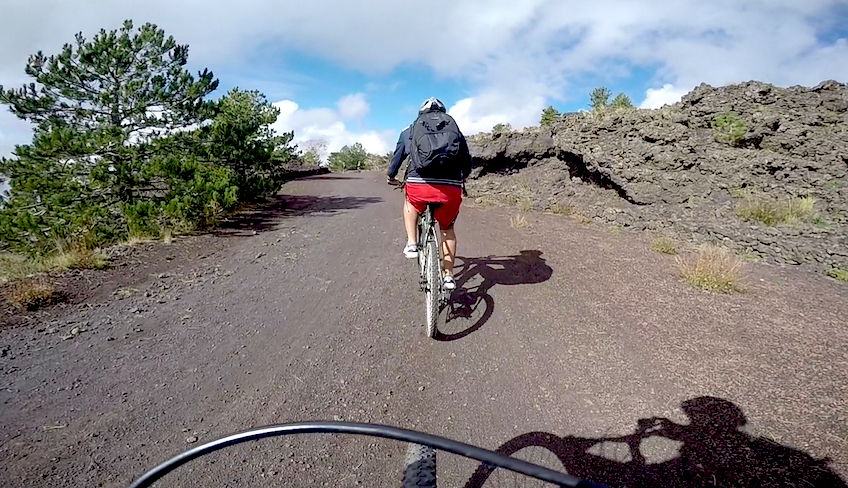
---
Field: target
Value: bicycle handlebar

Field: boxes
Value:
[127,421,606,488]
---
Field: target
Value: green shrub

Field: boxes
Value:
[492,123,512,137]
[650,236,678,254]
[328,143,368,172]
[827,268,848,282]
[590,87,612,111]
[610,93,634,109]
[712,112,746,146]
[735,194,817,226]
[540,107,561,127]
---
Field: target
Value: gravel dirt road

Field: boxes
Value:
[2,172,846,487]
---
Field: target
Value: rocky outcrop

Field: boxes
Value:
[467,80,848,272]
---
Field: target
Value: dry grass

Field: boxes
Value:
[736,194,817,226]
[547,200,574,215]
[516,194,533,213]
[4,278,64,310]
[509,214,532,230]
[572,213,593,225]
[125,232,156,246]
[48,247,107,270]
[738,251,762,262]
[826,268,848,282]
[1,247,106,286]
[676,244,743,293]
[650,236,678,255]
[0,253,47,284]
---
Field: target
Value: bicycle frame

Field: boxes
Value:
[416,204,439,291]
[127,422,606,488]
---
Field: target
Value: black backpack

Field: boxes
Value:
[408,110,462,177]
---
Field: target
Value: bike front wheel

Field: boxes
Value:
[424,228,441,338]
[402,443,437,487]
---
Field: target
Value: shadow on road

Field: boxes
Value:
[437,250,553,341]
[213,193,383,236]
[464,396,846,488]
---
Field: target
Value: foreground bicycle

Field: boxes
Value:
[127,421,607,488]
[392,180,449,338]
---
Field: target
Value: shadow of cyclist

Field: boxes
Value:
[464,396,847,488]
[438,250,553,341]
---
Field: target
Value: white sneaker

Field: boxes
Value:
[403,243,418,259]
[443,274,456,290]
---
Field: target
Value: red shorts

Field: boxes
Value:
[405,183,462,228]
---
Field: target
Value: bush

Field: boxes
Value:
[540,107,561,127]
[4,278,64,310]
[650,236,678,254]
[492,123,512,137]
[676,245,743,293]
[590,87,612,111]
[610,93,634,109]
[328,143,368,172]
[712,112,746,146]
[826,268,848,282]
[735,194,817,226]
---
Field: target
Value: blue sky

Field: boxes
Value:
[1,0,848,170]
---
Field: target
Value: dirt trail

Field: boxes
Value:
[1,172,846,487]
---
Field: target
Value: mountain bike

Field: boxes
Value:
[126,421,608,488]
[391,179,448,338]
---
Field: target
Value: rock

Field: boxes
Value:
[185,436,198,444]
[465,79,848,272]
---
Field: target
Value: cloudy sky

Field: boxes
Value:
[1,0,847,162]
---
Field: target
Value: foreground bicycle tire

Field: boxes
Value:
[417,205,441,339]
[424,224,440,338]
[403,443,437,487]
[126,422,606,488]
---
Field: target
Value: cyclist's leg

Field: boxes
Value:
[403,200,418,245]
[403,185,425,257]
[433,185,462,280]
[441,226,457,276]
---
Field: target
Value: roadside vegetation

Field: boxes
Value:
[827,268,848,282]
[327,143,391,172]
[650,236,678,255]
[540,86,634,127]
[0,20,319,292]
[734,192,818,226]
[676,244,743,293]
[712,112,747,146]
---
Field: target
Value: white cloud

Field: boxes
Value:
[0,112,33,158]
[1,1,846,150]
[449,88,546,135]
[639,84,691,109]
[336,93,369,120]
[272,96,395,160]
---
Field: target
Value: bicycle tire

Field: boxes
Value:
[402,443,437,487]
[417,216,427,290]
[425,225,440,338]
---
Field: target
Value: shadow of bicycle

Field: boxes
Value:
[464,396,847,488]
[437,250,553,341]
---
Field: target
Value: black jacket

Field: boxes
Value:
[386,116,472,187]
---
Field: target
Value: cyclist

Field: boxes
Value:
[387,97,472,291]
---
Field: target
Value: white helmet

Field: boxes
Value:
[418,97,446,114]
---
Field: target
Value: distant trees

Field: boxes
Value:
[590,87,634,112]
[328,142,368,171]
[540,106,562,127]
